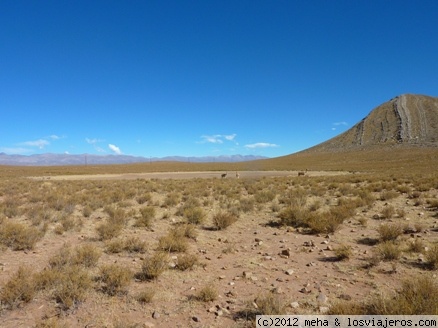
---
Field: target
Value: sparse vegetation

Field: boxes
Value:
[212,210,238,230]
[138,252,169,280]
[2,155,438,326]
[196,285,218,302]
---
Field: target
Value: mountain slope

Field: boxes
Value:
[306,94,438,152]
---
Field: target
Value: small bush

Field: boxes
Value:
[175,253,198,271]
[255,291,287,315]
[407,238,425,253]
[96,221,123,241]
[425,244,438,270]
[51,265,93,310]
[135,288,155,304]
[158,231,188,253]
[239,198,255,212]
[135,206,155,228]
[334,244,352,261]
[0,220,42,250]
[196,285,218,302]
[0,266,35,309]
[278,206,310,227]
[173,223,198,240]
[183,207,206,225]
[380,190,399,201]
[377,241,401,261]
[378,223,403,242]
[105,238,125,254]
[99,264,133,296]
[212,211,238,230]
[163,192,180,207]
[139,252,169,280]
[123,236,148,253]
[73,243,101,268]
[380,205,395,219]
[254,190,276,204]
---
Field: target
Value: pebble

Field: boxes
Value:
[285,269,294,275]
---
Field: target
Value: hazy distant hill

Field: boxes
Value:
[306,94,438,152]
[0,153,267,166]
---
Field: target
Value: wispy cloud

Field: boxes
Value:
[20,139,50,149]
[86,138,106,152]
[331,121,348,131]
[86,138,104,145]
[108,144,122,155]
[245,142,279,149]
[200,134,238,144]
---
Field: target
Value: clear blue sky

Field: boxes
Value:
[1,1,437,158]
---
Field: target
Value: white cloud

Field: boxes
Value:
[86,138,104,144]
[49,135,61,140]
[333,121,348,126]
[21,139,50,149]
[200,134,237,144]
[108,144,122,155]
[201,135,223,144]
[245,142,279,149]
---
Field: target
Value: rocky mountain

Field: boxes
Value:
[0,153,267,166]
[306,94,438,152]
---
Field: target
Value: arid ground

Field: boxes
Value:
[1,166,438,328]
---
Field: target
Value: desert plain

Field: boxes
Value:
[1,156,438,328]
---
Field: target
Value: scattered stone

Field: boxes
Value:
[290,301,300,309]
[321,240,329,245]
[299,287,311,294]
[326,246,333,251]
[218,275,226,280]
[285,269,294,276]
[192,316,200,322]
[243,271,252,279]
[306,262,316,267]
[255,238,262,242]
[281,249,291,257]
[152,311,160,319]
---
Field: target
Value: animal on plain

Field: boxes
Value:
[298,169,309,176]
[235,172,240,179]
[221,172,228,178]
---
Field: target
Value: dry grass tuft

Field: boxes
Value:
[195,285,218,302]
[138,252,169,280]
[0,266,36,309]
[0,220,42,250]
[212,211,238,230]
[99,264,133,296]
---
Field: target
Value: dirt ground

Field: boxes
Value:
[1,170,437,328]
[33,170,349,181]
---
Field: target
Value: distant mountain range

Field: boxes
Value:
[0,153,268,166]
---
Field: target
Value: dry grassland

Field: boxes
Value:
[1,155,438,327]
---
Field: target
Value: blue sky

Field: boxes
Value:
[1,1,437,158]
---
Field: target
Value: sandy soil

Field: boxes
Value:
[33,170,350,181]
[1,171,437,328]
